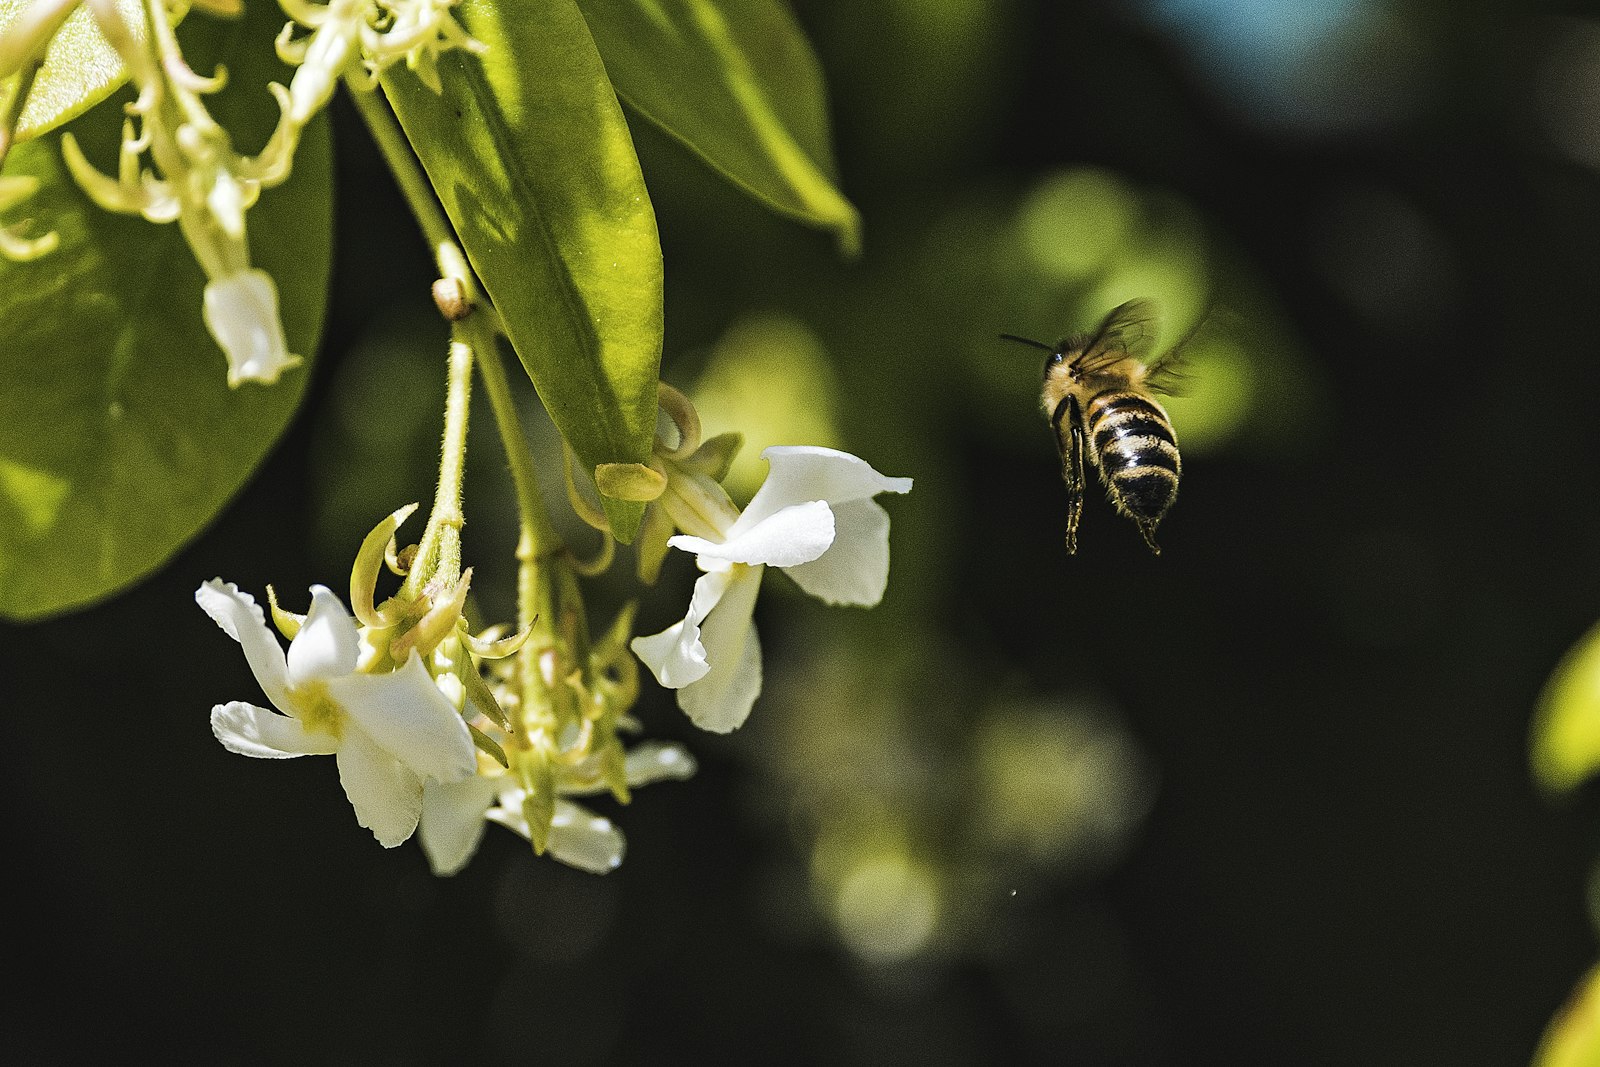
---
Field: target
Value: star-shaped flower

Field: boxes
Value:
[632,446,912,732]
[198,579,476,846]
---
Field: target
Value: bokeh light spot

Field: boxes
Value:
[1018,169,1142,284]
[693,313,841,500]
[832,851,942,965]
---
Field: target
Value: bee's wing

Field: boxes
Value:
[1072,299,1160,375]
[1144,303,1233,395]
[1142,356,1191,397]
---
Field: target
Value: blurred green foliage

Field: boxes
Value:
[11,0,1600,1061]
[0,3,331,619]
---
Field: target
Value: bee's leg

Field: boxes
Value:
[1052,395,1085,554]
[1136,519,1161,555]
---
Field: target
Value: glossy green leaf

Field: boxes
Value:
[0,9,332,619]
[383,0,662,541]
[574,0,860,252]
[1533,619,1600,794]
[1535,965,1600,1067]
[2,0,159,141]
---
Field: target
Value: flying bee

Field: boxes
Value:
[1002,299,1186,555]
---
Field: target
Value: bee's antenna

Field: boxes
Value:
[999,333,1054,353]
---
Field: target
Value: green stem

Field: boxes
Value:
[350,77,574,729]
[347,80,459,279]
[402,338,472,598]
[471,308,566,717]
[350,78,559,560]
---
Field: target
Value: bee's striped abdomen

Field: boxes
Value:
[1084,390,1180,524]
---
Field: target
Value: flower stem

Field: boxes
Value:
[347,79,459,280]
[350,77,582,735]
[348,78,560,564]
[403,338,472,598]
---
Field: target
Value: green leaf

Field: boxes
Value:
[1535,965,1600,1067]
[382,0,663,541]
[2,0,160,142]
[1533,619,1600,794]
[0,9,332,620]
[574,0,860,253]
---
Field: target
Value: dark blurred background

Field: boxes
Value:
[8,0,1600,1062]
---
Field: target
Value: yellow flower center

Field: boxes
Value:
[291,680,344,740]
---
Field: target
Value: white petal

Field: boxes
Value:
[418,775,500,876]
[202,269,301,388]
[623,741,699,787]
[335,726,424,847]
[735,446,912,531]
[484,790,530,838]
[631,568,738,689]
[327,651,475,783]
[782,498,894,606]
[286,585,361,686]
[677,565,764,733]
[196,579,292,712]
[210,701,338,758]
[670,499,835,569]
[547,799,625,874]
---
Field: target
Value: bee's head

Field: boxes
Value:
[1043,336,1089,384]
[999,332,1070,381]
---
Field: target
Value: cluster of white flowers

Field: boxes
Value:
[276,0,486,123]
[5,0,479,385]
[202,423,911,875]
[199,503,700,873]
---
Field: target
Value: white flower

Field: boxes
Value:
[417,742,697,875]
[198,579,475,847]
[632,446,912,733]
[202,270,302,388]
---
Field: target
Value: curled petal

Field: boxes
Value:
[279,0,332,29]
[203,269,302,388]
[137,175,180,223]
[196,580,292,712]
[61,133,151,215]
[623,742,698,787]
[655,381,702,457]
[286,585,361,686]
[682,432,743,481]
[631,568,739,690]
[265,584,305,639]
[736,446,912,531]
[418,775,500,876]
[275,22,310,65]
[211,701,338,758]
[336,725,424,847]
[462,623,529,660]
[0,222,58,262]
[548,801,625,874]
[676,566,764,733]
[671,499,835,569]
[487,798,625,875]
[351,502,418,626]
[236,83,300,187]
[781,498,894,607]
[328,651,475,783]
